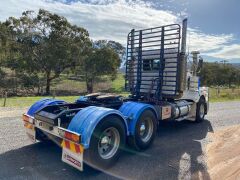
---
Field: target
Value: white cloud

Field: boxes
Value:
[0,0,178,44]
[187,29,234,53]
[0,0,239,61]
[206,44,240,60]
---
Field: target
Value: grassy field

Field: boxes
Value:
[209,87,240,102]
[0,73,129,107]
[0,96,80,108]
[1,88,240,107]
[1,73,240,107]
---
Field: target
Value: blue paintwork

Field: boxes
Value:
[27,98,66,117]
[27,99,157,149]
[119,101,158,135]
[68,106,129,149]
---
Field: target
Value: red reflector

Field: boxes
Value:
[22,114,29,122]
[71,134,80,142]
[65,132,72,140]
[22,114,34,124]
[58,127,81,143]
[64,131,80,143]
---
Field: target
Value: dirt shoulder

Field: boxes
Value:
[206,125,240,180]
[0,107,28,118]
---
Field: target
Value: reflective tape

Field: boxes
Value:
[61,140,84,154]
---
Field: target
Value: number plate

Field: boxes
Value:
[38,121,53,131]
[62,148,83,171]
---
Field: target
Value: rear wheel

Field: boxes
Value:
[36,128,49,142]
[128,110,157,150]
[195,98,206,123]
[84,115,126,170]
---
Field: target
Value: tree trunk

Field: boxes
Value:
[46,72,51,95]
[86,78,93,93]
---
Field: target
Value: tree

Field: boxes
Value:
[6,9,91,94]
[94,40,126,58]
[199,62,240,87]
[80,44,121,93]
[0,22,12,92]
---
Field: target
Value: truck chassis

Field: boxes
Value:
[22,19,209,171]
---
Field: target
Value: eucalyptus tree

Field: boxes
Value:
[6,9,91,94]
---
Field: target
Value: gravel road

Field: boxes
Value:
[0,102,239,180]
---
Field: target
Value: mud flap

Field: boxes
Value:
[24,122,36,143]
[62,148,83,171]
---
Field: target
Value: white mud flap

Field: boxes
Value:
[62,148,83,171]
[61,140,84,171]
[24,123,36,143]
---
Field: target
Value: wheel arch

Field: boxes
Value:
[119,101,158,135]
[68,106,129,149]
[27,98,66,117]
[199,95,206,102]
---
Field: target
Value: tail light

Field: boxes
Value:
[58,127,81,143]
[24,122,34,129]
[22,114,34,124]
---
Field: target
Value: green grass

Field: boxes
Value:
[1,91,240,108]
[0,73,130,107]
[209,87,240,102]
[210,97,240,102]
[0,96,79,108]
[1,73,240,107]
[111,73,126,92]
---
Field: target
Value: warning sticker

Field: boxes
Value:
[162,106,171,120]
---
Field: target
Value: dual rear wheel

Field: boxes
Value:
[85,102,207,170]
[84,115,126,169]
[128,110,157,150]
[85,110,158,169]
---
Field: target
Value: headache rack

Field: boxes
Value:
[125,19,187,101]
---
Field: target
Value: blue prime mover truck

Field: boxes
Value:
[22,19,209,171]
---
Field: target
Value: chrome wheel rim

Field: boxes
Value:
[98,127,120,160]
[200,104,205,119]
[139,117,154,143]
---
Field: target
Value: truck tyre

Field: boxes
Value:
[195,97,206,123]
[36,128,49,142]
[84,115,126,170]
[129,110,157,150]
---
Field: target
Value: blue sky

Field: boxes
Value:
[152,0,240,35]
[0,0,239,63]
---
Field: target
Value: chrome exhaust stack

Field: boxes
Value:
[176,19,188,99]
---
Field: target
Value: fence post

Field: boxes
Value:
[3,91,7,107]
[217,87,220,97]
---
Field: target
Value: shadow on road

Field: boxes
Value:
[155,120,213,180]
[0,120,213,180]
